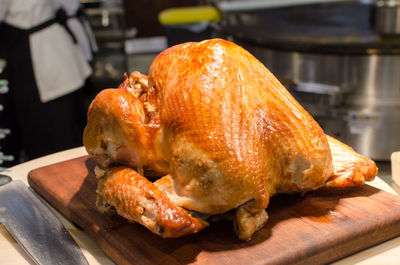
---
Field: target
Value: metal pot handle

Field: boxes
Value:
[295,82,340,95]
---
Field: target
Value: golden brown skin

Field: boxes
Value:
[96,166,208,238]
[83,39,377,240]
[325,136,377,188]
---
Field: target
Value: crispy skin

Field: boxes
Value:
[326,136,377,188]
[97,166,208,238]
[84,39,377,240]
[83,72,167,175]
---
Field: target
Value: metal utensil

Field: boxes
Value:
[216,0,354,13]
[0,174,89,265]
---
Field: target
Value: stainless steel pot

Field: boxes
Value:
[375,0,400,35]
[246,47,400,160]
[221,2,400,160]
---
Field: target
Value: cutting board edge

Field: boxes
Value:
[27,155,90,175]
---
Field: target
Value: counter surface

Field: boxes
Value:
[1,147,399,265]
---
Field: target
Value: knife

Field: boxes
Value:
[0,174,89,265]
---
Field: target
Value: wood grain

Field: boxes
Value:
[28,156,400,265]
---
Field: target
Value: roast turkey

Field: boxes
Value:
[83,39,377,240]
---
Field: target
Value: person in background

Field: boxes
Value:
[52,0,98,63]
[0,0,92,161]
[51,0,99,132]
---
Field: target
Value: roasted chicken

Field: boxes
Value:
[83,39,377,240]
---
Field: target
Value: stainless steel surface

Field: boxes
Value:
[246,47,400,94]
[239,43,400,160]
[0,178,89,265]
[375,0,400,34]
[217,0,357,13]
[296,82,342,106]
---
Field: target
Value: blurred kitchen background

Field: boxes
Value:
[1,0,399,169]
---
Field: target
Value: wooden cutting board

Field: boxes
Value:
[27,156,400,265]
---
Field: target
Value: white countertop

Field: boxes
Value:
[1,147,400,265]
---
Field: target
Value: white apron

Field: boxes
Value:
[52,0,98,62]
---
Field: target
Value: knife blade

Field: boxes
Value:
[0,174,89,265]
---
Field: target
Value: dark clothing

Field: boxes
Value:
[0,22,83,160]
